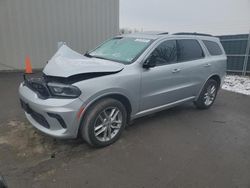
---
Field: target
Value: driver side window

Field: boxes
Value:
[151,40,177,65]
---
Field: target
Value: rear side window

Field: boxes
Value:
[152,40,177,65]
[203,40,223,56]
[177,39,204,62]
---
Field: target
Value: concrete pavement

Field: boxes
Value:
[0,72,250,188]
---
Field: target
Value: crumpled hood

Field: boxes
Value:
[43,45,124,77]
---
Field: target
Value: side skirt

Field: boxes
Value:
[131,96,196,120]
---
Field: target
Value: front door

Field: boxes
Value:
[140,40,182,111]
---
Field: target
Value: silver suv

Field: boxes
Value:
[19,32,227,147]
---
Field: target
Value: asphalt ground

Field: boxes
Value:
[0,72,250,188]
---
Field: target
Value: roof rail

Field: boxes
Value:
[138,31,169,35]
[173,32,212,37]
[157,32,169,35]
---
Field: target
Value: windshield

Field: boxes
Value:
[89,37,153,64]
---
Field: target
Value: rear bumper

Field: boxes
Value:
[19,83,83,139]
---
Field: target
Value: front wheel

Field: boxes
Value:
[194,79,219,109]
[80,98,127,147]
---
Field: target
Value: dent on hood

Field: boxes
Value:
[43,45,124,78]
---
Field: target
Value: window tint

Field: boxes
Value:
[177,39,204,62]
[151,40,177,65]
[203,40,223,56]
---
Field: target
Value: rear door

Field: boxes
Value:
[174,39,210,97]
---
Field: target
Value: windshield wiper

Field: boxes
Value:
[84,52,109,61]
[86,54,110,61]
[84,52,93,58]
[85,52,119,62]
[92,56,109,61]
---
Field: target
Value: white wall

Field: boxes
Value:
[0,0,119,70]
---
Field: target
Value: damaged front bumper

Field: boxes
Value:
[19,81,83,139]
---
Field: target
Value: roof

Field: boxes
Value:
[121,32,167,40]
[121,31,217,40]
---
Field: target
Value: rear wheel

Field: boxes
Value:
[194,79,219,109]
[80,98,127,147]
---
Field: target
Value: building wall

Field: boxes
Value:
[0,0,119,70]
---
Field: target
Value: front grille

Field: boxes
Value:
[24,77,50,99]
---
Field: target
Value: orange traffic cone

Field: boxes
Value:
[25,56,33,74]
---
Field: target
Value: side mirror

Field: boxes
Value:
[143,55,157,69]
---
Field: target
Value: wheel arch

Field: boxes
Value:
[196,74,221,101]
[78,93,132,136]
[209,74,221,87]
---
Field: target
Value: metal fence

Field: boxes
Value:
[218,33,250,75]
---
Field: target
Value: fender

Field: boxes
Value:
[77,89,136,126]
[195,74,221,101]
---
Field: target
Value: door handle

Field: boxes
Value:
[172,68,181,73]
[204,63,211,67]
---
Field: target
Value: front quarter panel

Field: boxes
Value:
[74,66,140,116]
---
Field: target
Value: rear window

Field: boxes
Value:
[203,40,223,56]
[177,39,204,62]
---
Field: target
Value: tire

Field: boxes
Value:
[0,175,7,188]
[80,98,127,147]
[194,79,219,109]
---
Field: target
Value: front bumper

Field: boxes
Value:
[19,82,83,139]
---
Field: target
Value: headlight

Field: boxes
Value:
[47,82,81,98]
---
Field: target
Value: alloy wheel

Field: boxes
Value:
[204,84,217,106]
[94,107,122,142]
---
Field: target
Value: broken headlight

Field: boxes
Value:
[47,82,81,98]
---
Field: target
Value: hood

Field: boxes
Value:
[43,45,124,77]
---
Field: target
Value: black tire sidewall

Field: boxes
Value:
[195,79,219,109]
[81,98,127,147]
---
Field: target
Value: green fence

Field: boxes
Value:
[218,34,250,75]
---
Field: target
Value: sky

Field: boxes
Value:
[120,0,250,35]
